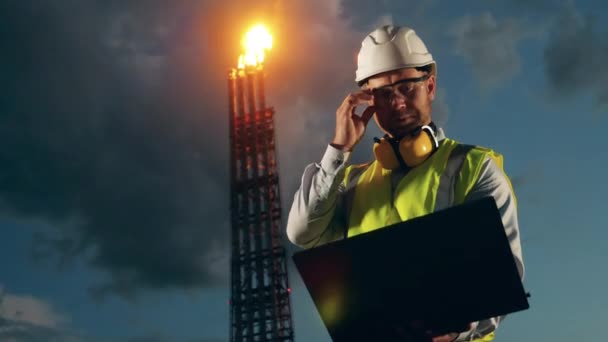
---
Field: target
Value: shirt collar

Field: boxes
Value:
[436,126,446,141]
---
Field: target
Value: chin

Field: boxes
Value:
[377,113,426,138]
[388,127,413,139]
[391,121,420,137]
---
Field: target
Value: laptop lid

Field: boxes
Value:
[292,197,529,341]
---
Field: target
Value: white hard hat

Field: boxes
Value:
[355,25,436,85]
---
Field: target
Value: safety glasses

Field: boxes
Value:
[371,74,430,102]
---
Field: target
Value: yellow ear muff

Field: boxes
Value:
[373,137,400,170]
[372,125,439,170]
[399,126,437,167]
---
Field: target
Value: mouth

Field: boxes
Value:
[398,115,414,121]
[395,113,417,123]
[391,113,419,136]
[394,109,416,118]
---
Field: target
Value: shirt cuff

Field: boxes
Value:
[320,144,351,174]
[455,321,479,341]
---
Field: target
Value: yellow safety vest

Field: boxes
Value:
[341,138,513,342]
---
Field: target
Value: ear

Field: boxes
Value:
[426,74,436,101]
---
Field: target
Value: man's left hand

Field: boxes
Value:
[428,332,459,342]
[426,323,472,342]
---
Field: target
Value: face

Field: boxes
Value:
[365,67,436,139]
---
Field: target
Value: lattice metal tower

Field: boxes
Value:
[227,65,295,342]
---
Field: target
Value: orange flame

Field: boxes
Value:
[238,24,272,69]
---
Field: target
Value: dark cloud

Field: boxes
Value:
[543,8,608,109]
[449,12,540,89]
[0,1,235,299]
[0,0,457,300]
[0,0,375,298]
[497,0,561,12]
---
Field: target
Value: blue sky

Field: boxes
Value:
[1,0,607,341]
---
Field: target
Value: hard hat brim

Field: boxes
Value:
[356,61,436,86]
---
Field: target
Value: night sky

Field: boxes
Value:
[1,1,607,341]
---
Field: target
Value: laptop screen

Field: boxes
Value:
[292,197,529,341]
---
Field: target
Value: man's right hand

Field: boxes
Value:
[331,91,376,152]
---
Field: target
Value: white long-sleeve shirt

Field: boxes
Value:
[286,129,525,341]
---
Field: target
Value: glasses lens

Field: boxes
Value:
[396,81,416,95]
[373,88,393,100]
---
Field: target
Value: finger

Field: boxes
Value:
[351,91,374,105]
[344,92,373,108]
[430,333,459,342]
[359,105,376,124]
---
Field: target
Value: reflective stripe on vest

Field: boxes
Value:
[435,144,475,211]
[342,139,505,237]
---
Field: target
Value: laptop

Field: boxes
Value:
[292,197,530,341]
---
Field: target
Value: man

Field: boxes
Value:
[286,25,524,342]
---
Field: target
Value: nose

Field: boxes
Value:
[391,94,407,110]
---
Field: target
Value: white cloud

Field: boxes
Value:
[0,288,69,328]
[326,0,344,18]
[432,87,450,128]
[373,14,394,27]
[0,319,83,342]
[200,235,230,283]
[0,287,78,342]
